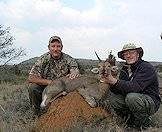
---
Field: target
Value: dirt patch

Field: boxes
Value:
[35,91,112,131]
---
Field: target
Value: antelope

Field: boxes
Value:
[40,52,118,109]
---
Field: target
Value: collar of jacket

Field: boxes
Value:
[130,59,143,72]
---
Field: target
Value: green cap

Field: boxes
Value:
[49,36,62,45]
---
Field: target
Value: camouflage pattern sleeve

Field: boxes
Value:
[29,53,50,78]
[64,53,80,74]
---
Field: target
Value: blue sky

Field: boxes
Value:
[0,0,162,63]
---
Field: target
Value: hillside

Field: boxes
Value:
[17,57,100,74]
[0,56,162,77]
[16,56,162,75]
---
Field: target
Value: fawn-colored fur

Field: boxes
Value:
[40,52,118,108]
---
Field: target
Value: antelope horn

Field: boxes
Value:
[95,51,101,62]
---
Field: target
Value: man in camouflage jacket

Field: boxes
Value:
[28,36,79,115]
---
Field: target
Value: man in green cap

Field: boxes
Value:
[28,35,80,116]
[102,43,161,129]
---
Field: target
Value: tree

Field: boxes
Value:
[0,25,26,64]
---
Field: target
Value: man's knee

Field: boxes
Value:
[125,93,139,104]
[28,83,45,94]
[125,93,144,111]
[27,83,45,106]
[125,93,138,102]
[109,93,126,110]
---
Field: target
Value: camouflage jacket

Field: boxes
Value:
[29,52,79,80]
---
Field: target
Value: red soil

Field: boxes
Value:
[35,91,112,131]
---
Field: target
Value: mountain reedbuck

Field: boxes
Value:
[40,52,118,109]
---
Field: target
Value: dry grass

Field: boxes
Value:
[0,83,36,132]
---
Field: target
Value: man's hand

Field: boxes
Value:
[66,69,80,79]
[101,74,117,85]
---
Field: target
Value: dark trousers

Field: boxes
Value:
[109,92,156,128]
[28,83,46,110]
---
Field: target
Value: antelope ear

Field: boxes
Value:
[91,68,99,74]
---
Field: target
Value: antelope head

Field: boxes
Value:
[91,51,119,79]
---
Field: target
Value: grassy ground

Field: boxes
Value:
[0,77,162,132]
[0,83,37,132]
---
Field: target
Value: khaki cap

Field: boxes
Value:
[118,43,143,60]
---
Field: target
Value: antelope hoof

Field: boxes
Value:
[85,96,97,108]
